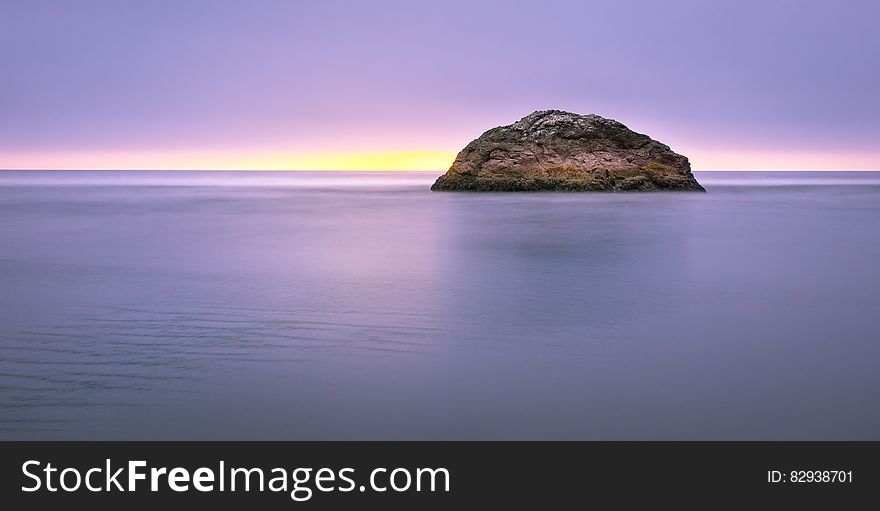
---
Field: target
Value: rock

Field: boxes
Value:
[431,110,704,192]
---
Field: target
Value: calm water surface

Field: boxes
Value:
[1,171,878,439]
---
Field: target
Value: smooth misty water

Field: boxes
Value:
[1,171,879,440]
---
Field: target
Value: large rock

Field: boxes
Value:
[431,110,704,192]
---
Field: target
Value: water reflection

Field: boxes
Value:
[1,171,879,439]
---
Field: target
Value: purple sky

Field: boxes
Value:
[1,0,878,170]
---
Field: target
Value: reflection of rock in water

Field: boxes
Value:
[432,110,704,192]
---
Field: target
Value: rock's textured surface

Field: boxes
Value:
[431,110,704,192]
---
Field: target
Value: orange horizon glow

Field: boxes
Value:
[1,148,878,172]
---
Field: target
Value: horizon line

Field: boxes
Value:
[2,168,880,173]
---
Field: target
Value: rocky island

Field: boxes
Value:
[431,110,704,192]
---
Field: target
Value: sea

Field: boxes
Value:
[1,170,878,439]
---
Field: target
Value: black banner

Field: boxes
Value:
[1,442,875,508]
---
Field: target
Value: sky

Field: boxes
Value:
[1,0,878,170]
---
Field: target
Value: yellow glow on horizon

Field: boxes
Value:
[277,150,458,171]
[0,149,458,171]
[1,148,878,171]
